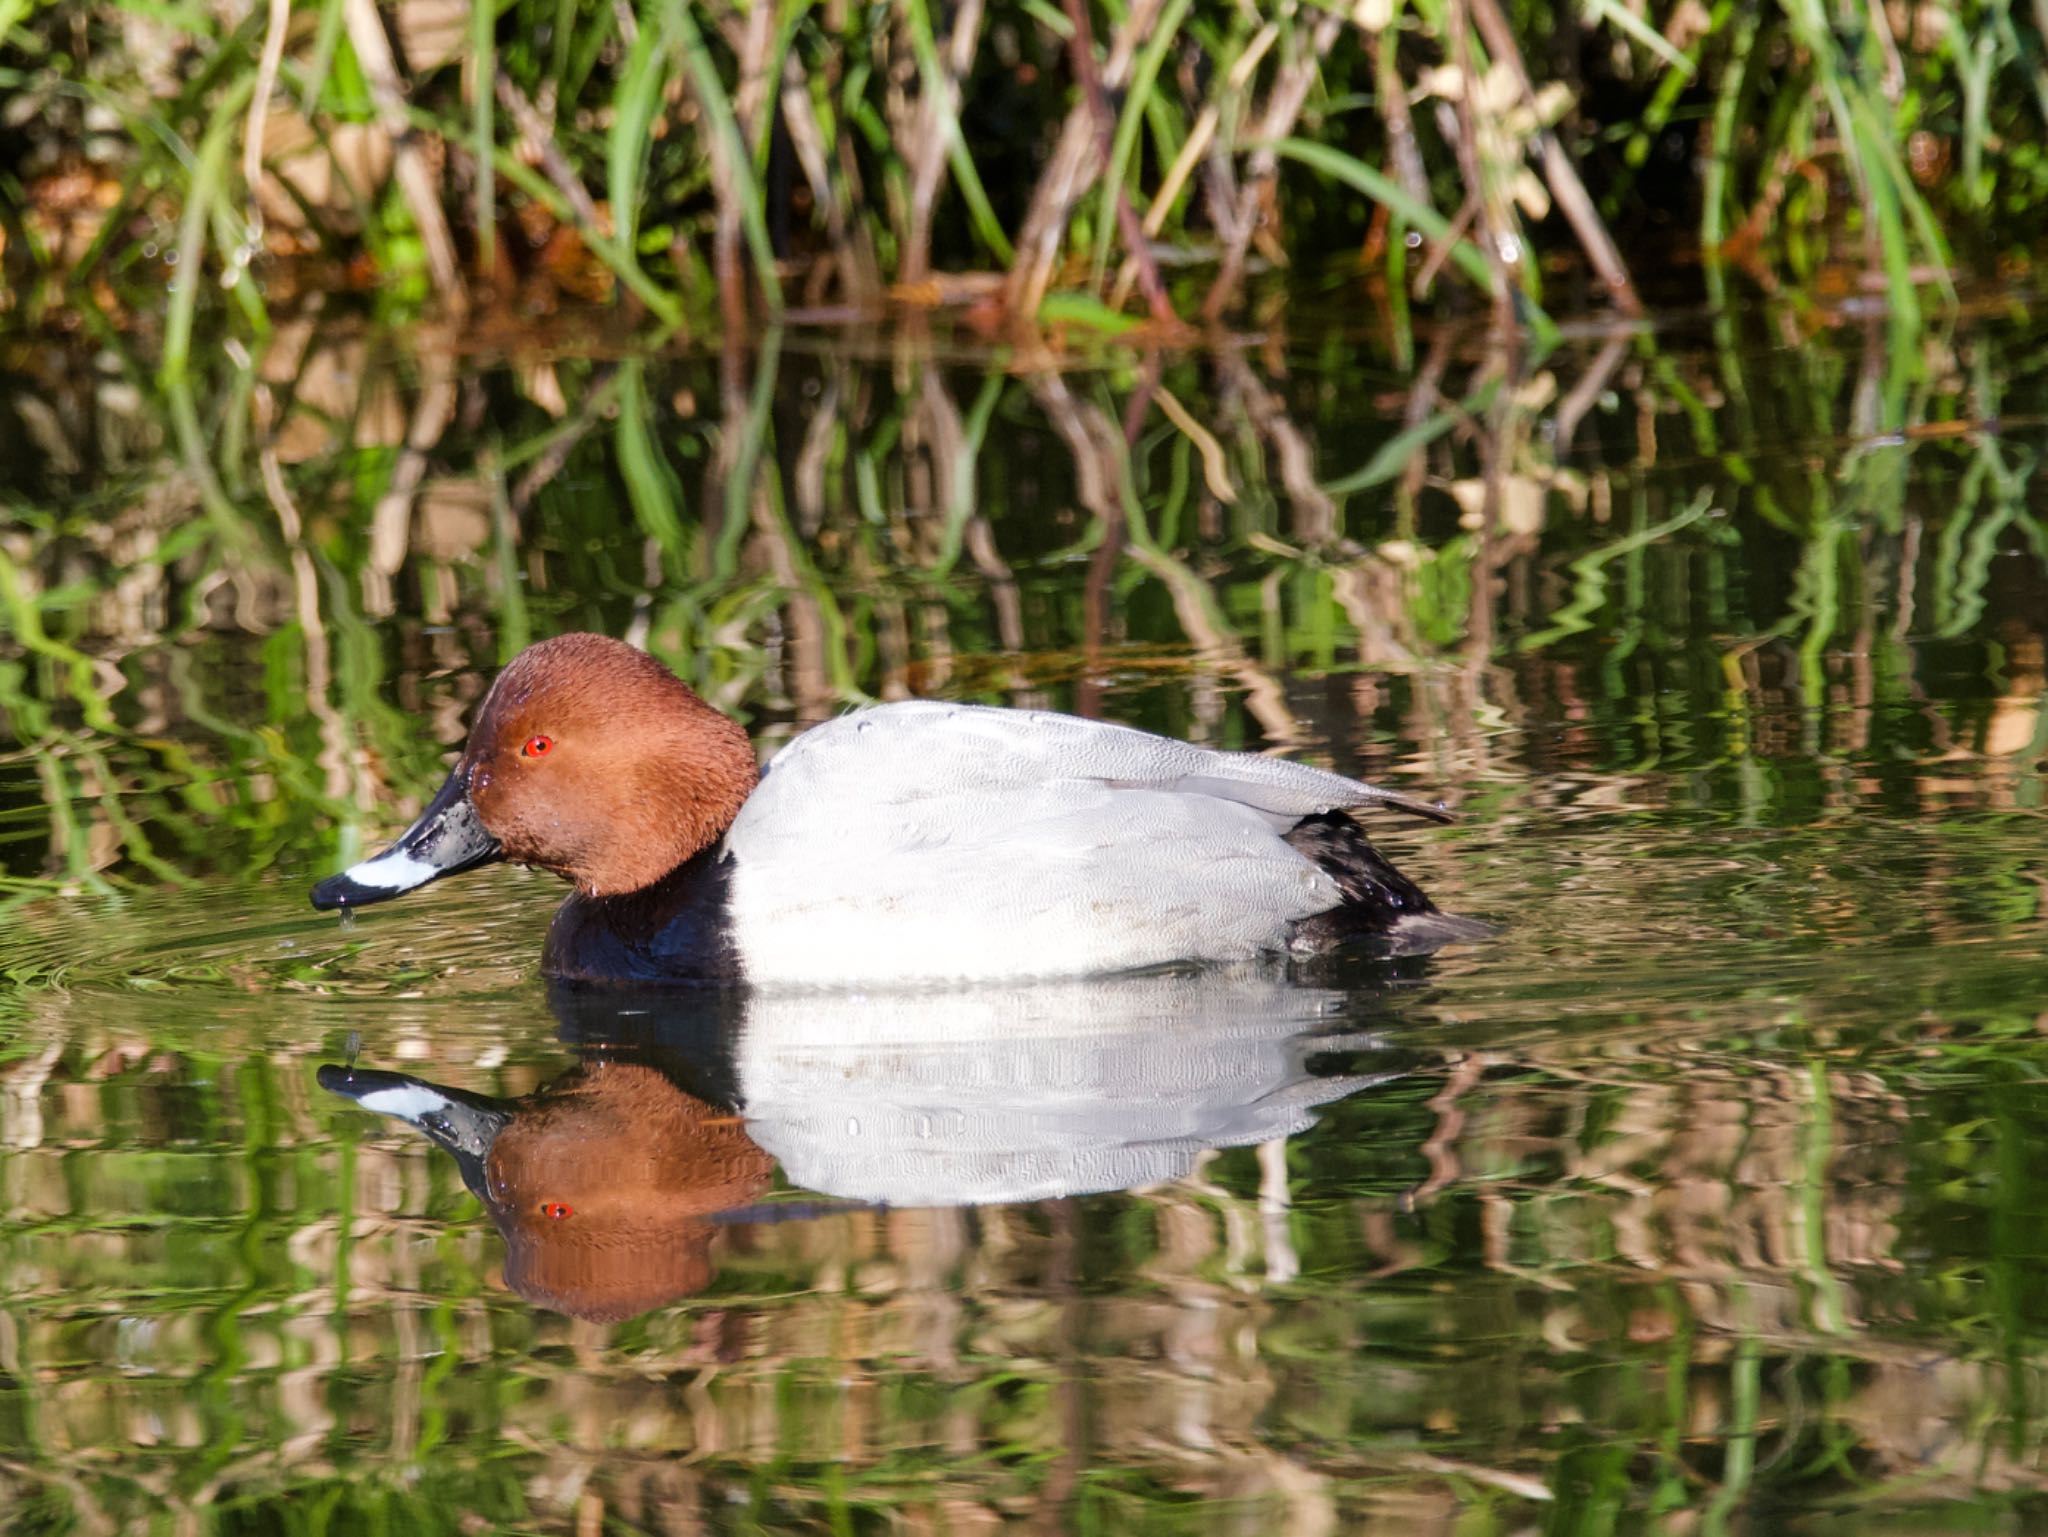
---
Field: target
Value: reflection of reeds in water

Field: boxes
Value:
[1371,1036,2048,1517]
[5,1013,2048,1529]
[2,312,2045,910]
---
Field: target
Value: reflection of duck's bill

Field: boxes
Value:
[310,766,502,911]
[318,1063,511,1198]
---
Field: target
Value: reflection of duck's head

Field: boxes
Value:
[321,1058,773,1323]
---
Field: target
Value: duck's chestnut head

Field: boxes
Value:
[313,634,759,910]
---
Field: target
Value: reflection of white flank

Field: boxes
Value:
[730,974,1391,1207]
[343,849,440,891]
[356,1084,453,1121]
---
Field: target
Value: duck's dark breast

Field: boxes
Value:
[541,848,746,985]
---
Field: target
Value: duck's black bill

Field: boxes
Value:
[317,1064,512,1200]
[310,765,502,911]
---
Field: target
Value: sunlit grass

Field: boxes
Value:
[5,0,2042,337]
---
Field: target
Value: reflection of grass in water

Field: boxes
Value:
[3,312,2048,898]
[8,977,2048,1526]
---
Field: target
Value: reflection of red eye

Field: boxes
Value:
[541,1201,572,1220]
[523,735,554,758]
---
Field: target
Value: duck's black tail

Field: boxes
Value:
[1284,811,1496,956]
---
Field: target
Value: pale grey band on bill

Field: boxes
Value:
[311,763,501,910]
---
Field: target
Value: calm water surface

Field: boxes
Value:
[2,302,2047,1532]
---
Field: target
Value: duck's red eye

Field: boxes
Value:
[522,735,554,758]
[541,1201,572,1220]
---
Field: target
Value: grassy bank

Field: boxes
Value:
[4,0,2048,345]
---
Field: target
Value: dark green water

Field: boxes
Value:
[3,300,2048,1532]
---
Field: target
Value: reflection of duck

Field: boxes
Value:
[320,1057,772,1322]
[311,633,1486,984]
[555,975,1398,1206]
[325,974,1406,1320]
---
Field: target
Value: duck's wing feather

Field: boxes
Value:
[720,704,1441,985]
[751,702,1448,823]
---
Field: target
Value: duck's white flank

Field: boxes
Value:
[721,702,1416,985]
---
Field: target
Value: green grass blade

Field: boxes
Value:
[0,0,34,46]
[608,0,669,262]
[613,359,688,572]
[902,0,1015,264]
[1267,135,1497,294]
[297,0,347,110]
[162,75,254,385]
[473,0,497,276]
[1090,0,1190,290]
[1579,0,1694,77]
[670,0,785,313]
[1700,4,1758,256]
[1322,380,1502,496]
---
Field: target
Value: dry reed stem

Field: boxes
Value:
[900,0,988,282]
[341,0,467,312]
[1445,0,1516,326]
[1202,9,1342,321]
[241,0,291,246]
[1059,0,1180,325]
[1107,20,1280,312]
[791,370,839,534]
[495,72,605,233]
[729,2,775,141]
[963,514,1026,655]
[362,346,457,616]
[1367,23,1431,223]
[250,383,358,808]
[709,0,778,335]
[1218,353,1333,542]
[1002,0,1165,323]
[1553,331,1630,454]
[779,58,879,303]
[1412,191,1478,297]
[1197,110,1243,286]
[1466,0,1642,313]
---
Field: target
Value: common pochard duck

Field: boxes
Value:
[311,633,1484,984]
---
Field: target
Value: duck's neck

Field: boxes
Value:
[574,704,758,899]
[544,842,746,985]
[659,706,759,871]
